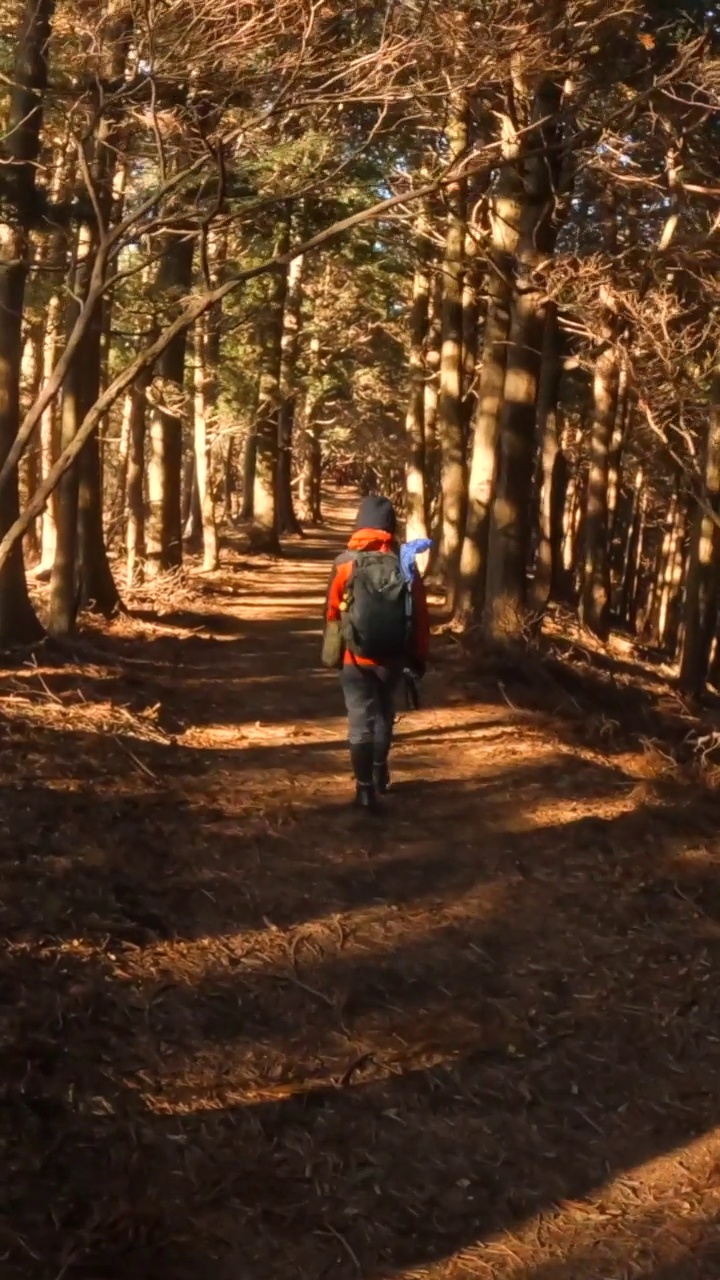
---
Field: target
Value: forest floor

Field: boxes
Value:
[4,495,720,1280]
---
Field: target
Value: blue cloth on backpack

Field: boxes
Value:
[400,538,432,583]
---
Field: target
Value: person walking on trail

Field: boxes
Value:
[322,495,430,810]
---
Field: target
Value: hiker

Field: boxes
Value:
[322,495,430,809]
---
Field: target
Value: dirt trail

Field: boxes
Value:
[3,495,720,1279]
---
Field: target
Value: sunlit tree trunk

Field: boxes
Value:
[461,209,483,443]
[404,200,432,542]
[607,355,631,535]
[483,74,567,643]
[277,251,305,535]
[679,369,720,695]
[424,267,443,546]
[454,240,513,625]
[299,327,323,525]
[0,0,54,642]
[192,316,219,570]
[126,374,149,588]
[437,92,469,597]
[659,501,687,656]
[19,326,42,564]
[251,205,292,550]
[37,146,75,575]
[109,391,132,540]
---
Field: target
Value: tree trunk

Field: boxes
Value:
[277,251,305,536]
[146,232,195,574]
[0,0,55,642]
[645,483,678,642]
[607,356,630,534]
[49,14,130,629]
[461,218,482,441]
[482,263,547,640]
[222,436,236,522]
[49,231,88,637]
[404,202,431,543]
[241,425,257,521]
[437,93,469,596]
[454,243,513,625]
[75,273,120,614]
[620,472,647,635]
[20,326,42,564]
[483,76,566,642]
[192,317,219,569]
[529,304,565,617]
[424,267,443,545]
[251,206,292,550]
[182,450,199,545]
[126,379,148,588]
[659,501,687,656]
[679,369,720,696]
[110,390,132,539]
[39,290,62,573]
[580,342,620,640]
[37,145,75,576]
[299,326,323,525]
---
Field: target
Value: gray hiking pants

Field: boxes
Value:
[340,663,400,763]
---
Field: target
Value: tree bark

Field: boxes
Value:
[461,219,481,442]
[659,499,687,655]
[679,369,720,695]
[529,304,565,616]
[299,325,323,525]
[0,0,55,642]
[483,76,566,642]
[579,341,620,640]
[126,376,148,588]
[37,145,75,575]
[454,265,511,624]
[277,251,305,536]
[192,316,219,569]
[49,228,89,636]
[437,93,469,596]
[146,232,195,574]
[454,162,521,627]
[620,470,647,635]
[251,206,292,550]
[404,202,432,543]
[424,266,443,544]
[20,326,42,564]
[49,13,130,631]
[241,425,257,521]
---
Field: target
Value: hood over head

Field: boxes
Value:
[353,494,396,536]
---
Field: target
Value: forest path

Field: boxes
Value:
[3,493,720,1279]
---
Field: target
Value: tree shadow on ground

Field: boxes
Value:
[3,714,720,1278]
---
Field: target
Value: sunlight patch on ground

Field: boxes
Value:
[421,1130,720,1279]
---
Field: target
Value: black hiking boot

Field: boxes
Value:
[373,761,391,796]
[355,782,378,811]
[350,743,378,811]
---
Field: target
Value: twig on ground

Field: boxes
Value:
[112,737,159,780]
[321,1223,363,1276]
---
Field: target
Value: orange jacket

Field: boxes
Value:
[326,528,430,668]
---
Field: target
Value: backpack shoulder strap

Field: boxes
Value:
[334,550,357,567]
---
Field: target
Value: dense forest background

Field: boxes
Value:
[0,0,718,688]
[4,5,720,1277]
